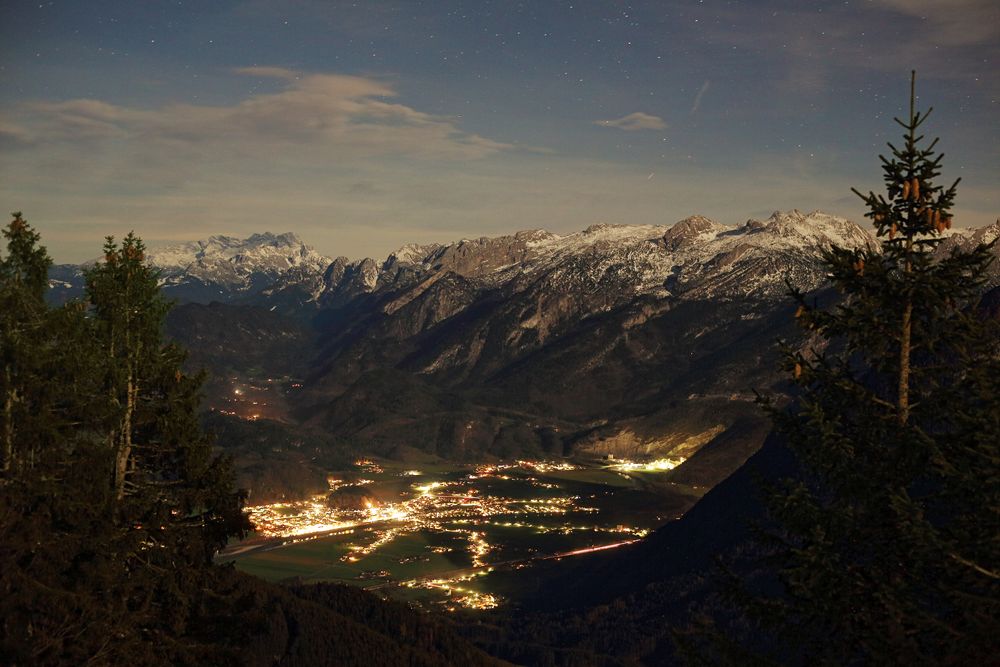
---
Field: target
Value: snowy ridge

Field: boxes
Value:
[53,211,1000,308]
[387,242,445,267]
[370,210,877,301]
[144,231,332,296]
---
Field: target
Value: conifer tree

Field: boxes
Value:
[85,233,169,502]
[84,232,250,559]
[757,73,1000,664]
[0,213,52,474]
[2,223,249,664]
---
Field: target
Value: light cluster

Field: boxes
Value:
[403,570,500,610]
[242,460,656,610]
[608,456,686,472]
[516,460,578,473]
[354,459,384,473]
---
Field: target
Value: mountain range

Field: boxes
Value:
[47,211,1000,501]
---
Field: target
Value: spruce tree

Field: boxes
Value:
[758,72,1000,664]
[0,213,52,474]
[84,232,250,560]
[85,233,169,502]
[2,223,249,664]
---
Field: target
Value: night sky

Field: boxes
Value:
[1,1,997,263]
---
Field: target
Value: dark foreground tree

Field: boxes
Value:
[85,233,250,561]
[0,213,52,474]
[713,73,1000,665]
[0,223,250,664]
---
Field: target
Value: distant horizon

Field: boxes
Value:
[41,206,998,266]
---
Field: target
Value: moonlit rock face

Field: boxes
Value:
[387,243,445,267]
[661,215,728,251]
[64,210,1000,308]
[144,231,332,294]
[147,232,325,273]
[367,209,876,301]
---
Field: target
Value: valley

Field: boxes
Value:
[219,456,696,610]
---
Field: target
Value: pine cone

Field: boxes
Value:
[889,223,897,240]
[901,181,911,200]
[933,211,944,233]
[794,363,802,379]
[911,177,921,200]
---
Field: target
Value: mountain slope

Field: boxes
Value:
[285,210,874,467]
[47,212,999,501]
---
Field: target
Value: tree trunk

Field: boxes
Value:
[898,240,913,425]
[897,73,917,427]
[2,363,13,473]
[114,373,135,501]
[898,300,912,425]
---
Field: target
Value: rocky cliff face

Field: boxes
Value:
[354,209,875,307]
[170,211,871,474]
[148,231,332,303]
[47,231,332,304]
[291,210,875,382]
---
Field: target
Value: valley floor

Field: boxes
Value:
[219,457,701,611]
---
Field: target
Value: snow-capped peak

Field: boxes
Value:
[147,231,314,269]
[387,242,444,266]
[141,231,332,297]
[742,209,876,251]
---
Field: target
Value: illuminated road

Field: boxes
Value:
[363,538,640,592]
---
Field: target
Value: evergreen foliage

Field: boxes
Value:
[1,223,253,663]
[742,73,1000,664]
[84,233,251,561]
[1,212,54,474]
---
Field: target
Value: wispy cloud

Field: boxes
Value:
[871,0,1000,46]
[2,68,512,162]
[233,65,301,79]
[595,112,666,131]
[695,0,999,91]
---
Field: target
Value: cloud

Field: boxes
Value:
[687,0,998,97]
[4,68,511,162]
[0,120,35,148]
[0,67,523,262]
[232,66,301,79]
[871,0,1000,46]
[690,81,711,114]
[347,181,384,196]
[595,112,666,131]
